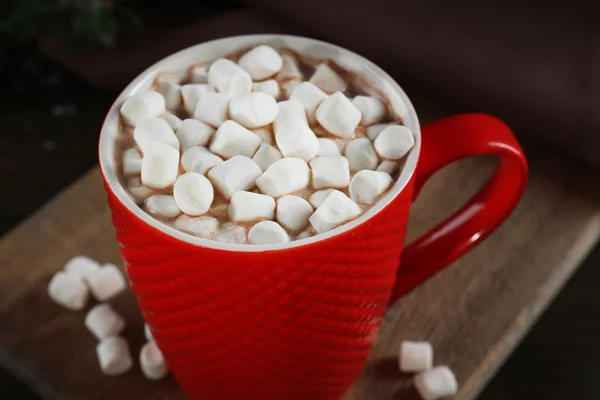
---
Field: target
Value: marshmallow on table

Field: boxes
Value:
[316,92,362,139]
[317,138,341,157]
[276,195,313,231]
[276,54,303,81]
[252,79,280,98]
[216,222,247,244]
[414,366,458,400]
[181,146,223,175]
[176,119,214,150]
[85,304,126,340]
[367,122,396,141]
[308,189,334,209]
[193,92,230,128]
[190,64,208,83]
[208,156,262,199]
[145,195,182,218]
[140,340,169,380]
[173,172,214,216]
[282,79,302,98]
[96,337,133,376]
[399,341,433,373]
[248,221,290,245]
[133,117,179,154]
[229,92,279,129]
[159,113,182,131]
[229,190,275,222]
[352,95,386,126]
[120,91,165,127]
[309,190,361,234]
[252,143,282,172]
[349,170,393,204]
[238,45,283,80]
[85,263,127,302]
[256,157,310,197]
[144,323,153,340]
[289,82,328,125]
[64,255,100,280]
[181,83,216,115]
[274,100,319,161]
[141,142,180,189]
[377,160,399,175]
[345,138,378,171]
[309,64,348,94]
[309,156,350,189]
[208,58,252,97]
[252,127,274,145]
[374,125,415,160]
[156,80,181,111]
[209,120,262,159]
[48,271,89,311]
[174,215,218,238]
[127,177,153,201]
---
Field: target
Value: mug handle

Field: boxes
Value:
[389,113,528,303]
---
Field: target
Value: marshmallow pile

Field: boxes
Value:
[118,44,415,244]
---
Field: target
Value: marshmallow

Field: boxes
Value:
[174,215,218,238]
[309,156,350,189]
[289,82,328,125]
[366,123,396,141]
[64,256,100,280]
[176,119,215,149]
[414,366,458,400]
[208,156,262,199]
[190,64,209,83]
[238,45,283,80]
[121,148,142,176]
[145,195,182,218]
[317,138,341,156]
[229,92,279,129]
[252,79,280,98]
[377,160,399,175]
[173,172,214,216]
[127,177,153,201]
[345,138,378,171]
[352,96,386,126]
[133,117,179,154]
[282,79,302,98]
[309,190,361,233]
[256,158,310,197]
[308,189,334,209]
[276,195,313,231]
[252,127,274,145]
[274,100,319,161]
[144,323,153,341]
[141,142,180,189]
[309,64,348,94]
[181,83,216,115]
[159,113,182,130]
[208,58,252,97]
[156,80,181,111]
[140,340,168,380]
[48,271,89,311]
[229,191,275,222]
[120,91,165,127]
[85,304,126,340]
[399,341,433,373]
[276,54,303,81]
[374,125,415,160]
[181,146,223,175]
[96,337,133,376]
[296,231,313,240]
[248,221,289,245]
[349,170,393,204]
[193,92,230,128]
[209,120,262,159]
[252,143,283,172]
[215,223,247,244]
[85,263,127,302]
[316,92,362,139]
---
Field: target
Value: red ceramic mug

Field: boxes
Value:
[99,35,528,400]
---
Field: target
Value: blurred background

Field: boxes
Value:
[1,0,599,398]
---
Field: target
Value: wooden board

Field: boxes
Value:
[1,115,599,400]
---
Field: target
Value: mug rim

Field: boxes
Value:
[98,34,421,252]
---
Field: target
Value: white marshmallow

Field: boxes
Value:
[274,100,319,161]
[238,45,283,80]
[352,96,386,126]
[296,230,313,240]
[127,177,153,201]
[176,119,214,149]
[174,215,218,238]
[349,170,393,204]
[414,366,458,400]
[193,92,230,128]
[133,117,179,154]
[190,64,208,83]
[229,92,279,129]
[173,172,214,216]
[345,138,378,171]
[308,189,334,209]
[289,82,328,125]
[229,191,275,222]
[144,323,153,341]
[309,156,350,189]
[248,221,289,245]
[276,195,313,231]
[156,80,181,111]
[159,113,182,131]
[252,127,274,145]
[209,120,262,159]
[181,83,216,115]
[252,143,283,172]
[120,91,165,127]
[377,160,399,175]
[181,146,223,175]
[141,142,180,189]
[140,340,168,380]
[145,195,181,218]
[276,54,303,81]
[317,138,341,156]
[316,92,362,139]
[96,337,133,376]
[366,122,396,141]
[208,58,252,97]
[48,271,89,311]
[208,156,262,199]
[282,79,302,98]
[309,64,347,94]
[85,263,127,302]
[399,341,433,373]
[64,255,100,280]
[85,304,126,340]
[252,79,280,98]
[256,158,310,197]
[215,223,247,244]
[309,190,361,233]
[122,148,143,176]
[374,125,415,160]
